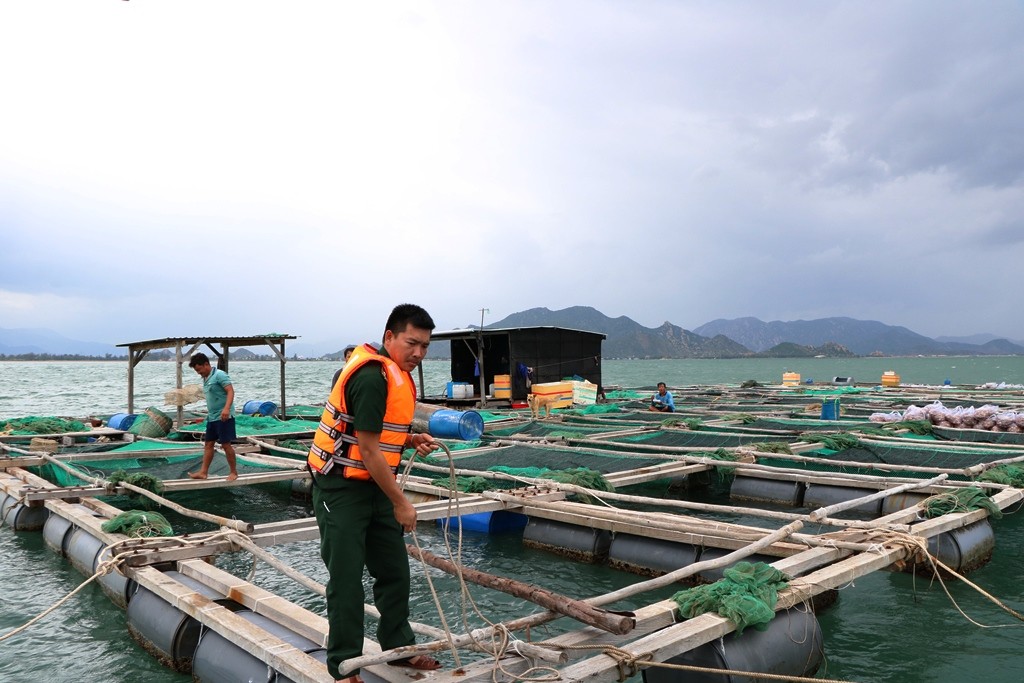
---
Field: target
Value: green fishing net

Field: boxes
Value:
[0,416,87,435]
[430,475,491,493]
[923,487,1001,520]
[801,433,862,451]
[101,510,174,537]
[978,465,1024,487]
[108,470,163,494]
[887,420,934,435]
[749,442,793,454]
[671,561,790,634]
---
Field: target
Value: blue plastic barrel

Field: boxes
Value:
[428,409,484,440]
[108,413,137,430]
[820,398,840,420]
[242,400,278,416]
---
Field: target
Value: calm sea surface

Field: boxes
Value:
[2,358,1024,682]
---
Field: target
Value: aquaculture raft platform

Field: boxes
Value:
[2,381,1024,682]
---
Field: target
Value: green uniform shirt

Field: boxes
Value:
[344,347,393,433]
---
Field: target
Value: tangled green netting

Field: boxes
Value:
[855,426,894,437]
[108,469,163,493]
[726,414,757,425]
[0,416,87,435]
[671,561,790,634]
[704,448,742,462]
[430,475,491,493]
[540,467,613,491]
[802,432,862,451]
[750,442,793,454]
[978,464,1024,488]
[923,487,1001,520]
[696,449,742,486]
[434,466,615,503]
[277,439,309,452]
[887,420,934,435]
[101,510,174,537]
[108,470,164,509]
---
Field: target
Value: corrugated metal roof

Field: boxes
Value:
[116,334,298,348]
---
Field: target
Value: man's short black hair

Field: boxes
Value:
[189,352,211,368]
[657,382,667,389]
[385,303,435,336]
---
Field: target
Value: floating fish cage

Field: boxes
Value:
[3,380,1024,683]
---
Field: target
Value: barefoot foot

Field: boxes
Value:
[226,472,238,481]
[188,471,208,480]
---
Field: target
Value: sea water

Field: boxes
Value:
[2,358,1024,682]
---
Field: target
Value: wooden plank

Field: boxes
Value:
[178,559,329,646]
[158,469,308,492]
[0,427,124,443]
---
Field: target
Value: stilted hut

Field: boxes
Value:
[115,334,298,426]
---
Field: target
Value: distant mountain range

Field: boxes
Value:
[3,310,1023,359]
[0,327,121,357]
[486,307,1024,358]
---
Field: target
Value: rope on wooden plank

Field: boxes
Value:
[556,643,856,683]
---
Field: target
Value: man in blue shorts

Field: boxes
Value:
[188,352,239,480]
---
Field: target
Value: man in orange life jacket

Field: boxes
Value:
[308,304,442,683]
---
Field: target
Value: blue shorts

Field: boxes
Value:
[204,417,236,444]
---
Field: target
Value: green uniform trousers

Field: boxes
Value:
[313,474,415,679]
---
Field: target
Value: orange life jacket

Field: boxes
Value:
[307,343,415,479]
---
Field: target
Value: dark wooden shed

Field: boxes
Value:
[429,326,605,406]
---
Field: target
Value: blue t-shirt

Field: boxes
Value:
[652,390,675,411]
[203,368,234,421]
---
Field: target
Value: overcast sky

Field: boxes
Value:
[2,1,1022,353]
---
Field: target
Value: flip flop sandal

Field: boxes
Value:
[389,656,442,670]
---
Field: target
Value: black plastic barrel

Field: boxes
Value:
[127,569,244,672]
[642,607,824,683]
[65,527,133,607]
[3,501,49,531]
[880,491,929,515]
[192,609,323,683]
[803,484,883,517]
[608,533,700,578]
[522,518,611,563]
[921,519,995,574]
[43,514,76,555]
[730,476,804,506]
